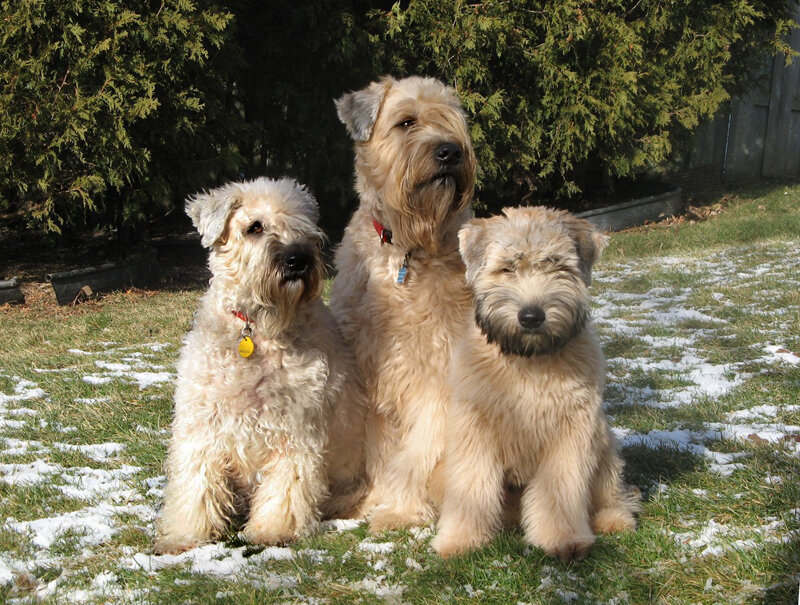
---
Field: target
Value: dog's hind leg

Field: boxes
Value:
[321,386,368,519]
[368,398,447,532]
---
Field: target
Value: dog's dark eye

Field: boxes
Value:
[397,118,416,129]
[500,266,515,274]
[247,221,263,234]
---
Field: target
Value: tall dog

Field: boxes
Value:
[332,76,477,531]
[154,177,365,554]
[431,207,640,561]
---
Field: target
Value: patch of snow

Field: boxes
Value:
[82,375,113,385]
[0,459,62,486]
[128,543,294,576]
[74,397,110,405]
[671,517,795,558]
[8,407,37,416]
[95,361,133,372]
[0,419,26,429]
[0,437,47,456]
[6,502,154,549]
[727,404,800,421]
[0,378,45,405]
[706,422,800,455]
[764,345,800,365]
[358,540,395,555]
[129,372,173,389]
[321,518,363,532]
[349,576,404,603]
[620,429,748,476]
[53,442,125,463]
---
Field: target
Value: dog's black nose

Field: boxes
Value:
[282,246,311,279]
[435,142,462,166]
[518,306,546,330]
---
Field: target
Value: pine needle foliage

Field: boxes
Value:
[0,1,794,236]
[0,0,237,234]
[378,0,796,213]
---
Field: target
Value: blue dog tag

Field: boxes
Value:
[397,254,410,285]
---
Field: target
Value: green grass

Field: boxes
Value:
[0,183,799,603]
[601,182,800,262]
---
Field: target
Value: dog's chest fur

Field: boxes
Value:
[452,323,605,467]
[173,310,335,454]
[345,215,472,414]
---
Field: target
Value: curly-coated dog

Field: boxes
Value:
[331,76,477,531]
[432,207,640,561]
[154,177,366,554]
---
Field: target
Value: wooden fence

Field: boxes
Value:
[690,5,800,183]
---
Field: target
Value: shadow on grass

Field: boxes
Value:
[621,444,704,500]
[760,449,800,605]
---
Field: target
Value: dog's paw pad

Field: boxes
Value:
[591,507,637,534]
[369,508,429,533]
[153,537,202,555]
[547,537,594,563]
[431,534,476,559]
[242,525,297,546]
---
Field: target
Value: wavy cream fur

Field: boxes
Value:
[332,76,476,531]
[431,207,640,561]
[155,177,366,554]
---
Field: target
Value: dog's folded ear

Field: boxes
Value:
[335,78,393,142]
[458,219,490,284]
[562,214,608,286]
[186,187,239,249]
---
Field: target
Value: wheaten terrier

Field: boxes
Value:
[431,206,640,561]
[331,76,477,531]
[154,177,366,554]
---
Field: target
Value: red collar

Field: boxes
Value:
[231,310,253,324]
[372,217,392,244]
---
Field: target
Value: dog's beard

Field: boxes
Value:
[474,293,589,357]
[377,140,473,254]
[246,255,324,335]
[387,173,471,255]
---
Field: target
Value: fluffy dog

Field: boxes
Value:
[331,76,477,531]
[154,177,365,555]
[431,206,640,561]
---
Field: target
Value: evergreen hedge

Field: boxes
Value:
[0,1,794,238]
[380,0,796,212]
[0,0,237,236]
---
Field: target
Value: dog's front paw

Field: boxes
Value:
[538,534,595,563]
[431,531,486,559]
[242,518,298,546]
[369,504,432,533]
[153,535,206,555]
[591,506,637,535]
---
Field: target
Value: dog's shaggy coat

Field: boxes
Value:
[154,178,365,554]
[431,207,640,560]
[332,76,477,530]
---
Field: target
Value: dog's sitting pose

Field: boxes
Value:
[431,207,640,561]
[154,177,365,555]
[332,76,477,531]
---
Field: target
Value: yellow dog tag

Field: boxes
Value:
[238,334,255,358]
